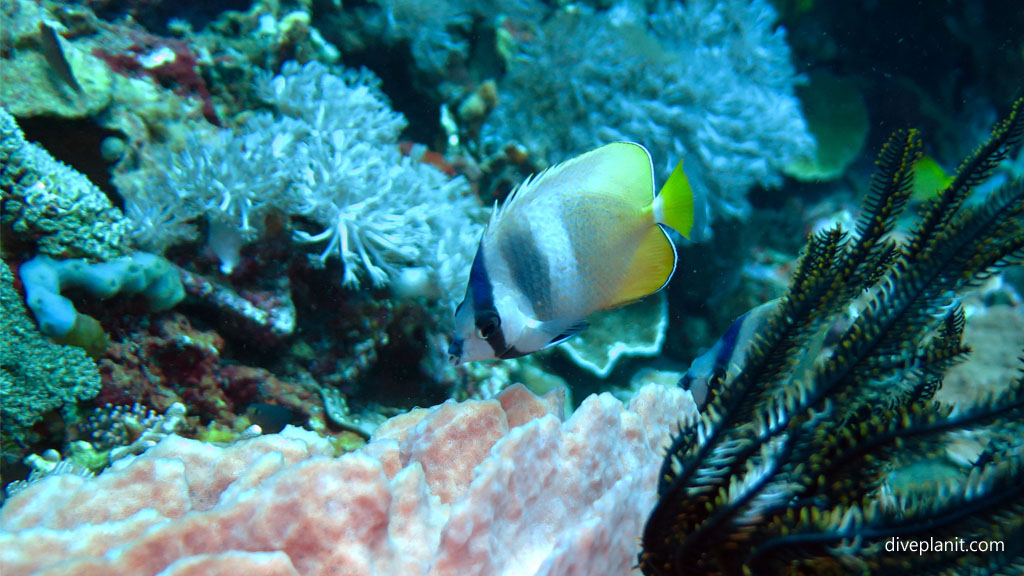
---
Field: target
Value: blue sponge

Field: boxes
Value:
[20,252,185,338]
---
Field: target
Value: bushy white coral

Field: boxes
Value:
[373,0,544,76]
[262,63,485,294]
[483,0,815,225]
[118,62,484,305]
[376,0,474,75]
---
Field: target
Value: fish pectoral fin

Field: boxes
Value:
[607,225,677,308]
[541,318,590,348]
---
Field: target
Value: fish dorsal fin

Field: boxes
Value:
[491,142,655,227]
[606,224,677,308]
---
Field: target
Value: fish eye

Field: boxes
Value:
[711,367,727,384]
[476,315,501,339]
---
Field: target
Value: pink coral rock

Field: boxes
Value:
[0,383,697,576]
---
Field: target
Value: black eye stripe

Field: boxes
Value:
[713,311,747,373]
[468,245,495,315]
[477,316,500,338]
[466,245,509,355]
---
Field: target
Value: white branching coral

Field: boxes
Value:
[117,61,485,299]
[258,62,485,291]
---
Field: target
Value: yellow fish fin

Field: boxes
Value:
[653,159,695,239]
[605,225,677,309]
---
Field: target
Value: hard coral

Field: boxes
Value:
[0,261,100,463]
[0,108,127,261]
[0,383,698,576]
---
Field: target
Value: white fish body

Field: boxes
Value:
[449,142,694,364]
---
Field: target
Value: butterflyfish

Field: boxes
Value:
[448,141,694,364]
[678,299,778,408]
[679,297,855,409]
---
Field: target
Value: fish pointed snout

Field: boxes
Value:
[447,338,463,365]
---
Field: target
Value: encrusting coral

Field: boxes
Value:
[639,99,1024,574]
[0,383,698,575]
[0,107,127,261]
[0,261,101,467]
[559,292,669,378]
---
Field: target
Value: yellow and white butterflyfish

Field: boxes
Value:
[448,141,694,364]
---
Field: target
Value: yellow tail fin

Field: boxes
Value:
[654,160,695,239]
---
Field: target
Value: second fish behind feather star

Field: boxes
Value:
[449,141,695,364]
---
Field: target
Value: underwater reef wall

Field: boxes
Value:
[2,1,1022,574]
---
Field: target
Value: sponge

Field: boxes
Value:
[19,252,185,355]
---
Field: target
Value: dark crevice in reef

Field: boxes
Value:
[17,116,125,210]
